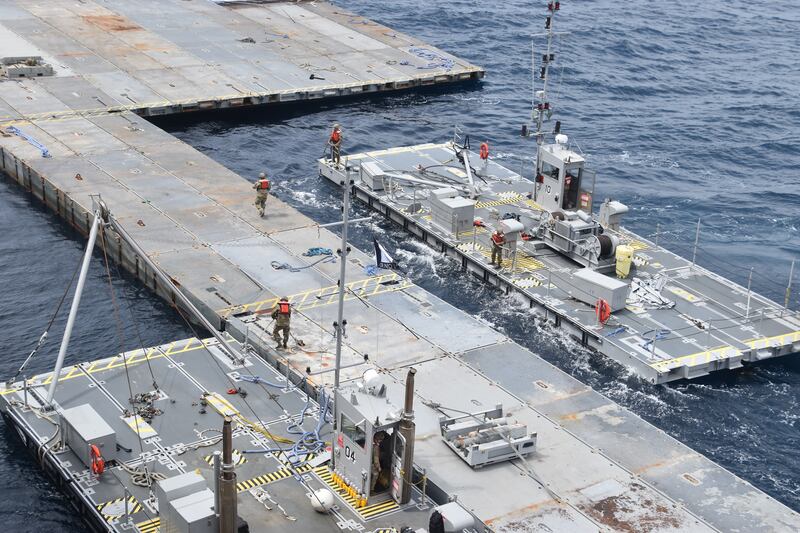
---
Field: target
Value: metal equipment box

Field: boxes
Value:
[568,268,629,311]
[359,161,385,191]
[156,472,208,514]
[163,488,217,533]
[59,404,116,468]
[429,191,475,236]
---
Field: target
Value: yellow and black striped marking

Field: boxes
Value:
[136,517,160,533]
[276,451,317,468]
[314,466,399,520]
[96,495,141,522]
[2,337,207,397]
[475,194,523,209]
[236,464,312,493]
[456,243,545,272]
[218,273,412,317]
[204,449,246,466]
[632,255,650,268]
[374,529,398,533]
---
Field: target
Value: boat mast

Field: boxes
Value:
[532,1,562,201]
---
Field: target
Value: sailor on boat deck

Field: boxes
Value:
[329,124,342,169]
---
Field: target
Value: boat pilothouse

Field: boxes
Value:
[522,0,628,272]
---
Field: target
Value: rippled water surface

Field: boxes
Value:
[1,0,799,530]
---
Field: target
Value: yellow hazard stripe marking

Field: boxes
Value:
[123,415,157,436]
[218,273,413,317]
[667,286,700,303]
[236,465,311,493]
[650,345,740,372]
[205,450,246,466]
[313,466,399,520]
[456,242,544,272]
[1,338,206,396]
[744,330,800,351]
[475,194,523,209]
[136,518,160,533]
[96,495,142,522]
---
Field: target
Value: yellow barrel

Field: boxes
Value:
[616,244,634,279]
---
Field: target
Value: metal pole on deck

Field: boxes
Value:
[691,218,701,270]
[212,450,222,516]
[745,267,753,320]
[783,259,795,317]
[219,417,237,533]
[332,166,353,470]
[45,210,102,407]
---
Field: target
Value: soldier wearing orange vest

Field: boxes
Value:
[271,296,291,349]
[329,124,342,168]
[490,229,505,268]
[253,172,271,217]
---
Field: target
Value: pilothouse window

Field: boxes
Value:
[541,161,560,179]
[341,412,366,448]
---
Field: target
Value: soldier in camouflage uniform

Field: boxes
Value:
[271,296,291,349]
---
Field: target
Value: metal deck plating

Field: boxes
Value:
[0,0,482,121]
[318,143,800,384]
[0,1,797,531]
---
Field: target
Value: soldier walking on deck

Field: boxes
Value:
[271,296,291,349]
[253,172,271,217]
[329,124,342,168]
[490,229,505,268]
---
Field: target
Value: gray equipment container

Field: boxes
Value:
[162,488,217,533]
[156,472,208,514]
[359,161,385,191]
[59,404,116,469]
[569,268,629,311]
[429,188,475,236]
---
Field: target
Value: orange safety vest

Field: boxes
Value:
[257,178,270,190]
[491,232,505,246]
[479,142,489,160]
[330,130,341,144]
[278,301,291,315]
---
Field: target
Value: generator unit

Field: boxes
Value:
[332,368,417,506]
[532,210,619,270]
[428,188,475,237]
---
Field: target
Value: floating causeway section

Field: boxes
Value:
[0,103,798,533]
[318,143,800,383]
[0,0,482,121]
[0,1,798,532]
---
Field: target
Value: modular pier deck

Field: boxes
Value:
[0,1,798,532]
[318,143,800,384]
[0,92,798,533]
[0,0,482,119]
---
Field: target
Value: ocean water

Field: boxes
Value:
[1,0,799,530]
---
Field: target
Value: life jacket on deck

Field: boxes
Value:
[479,142,489,160]
[330,130,341,144]
[257,178,270,191]
[491,232,505,246]
[278,301,291,315]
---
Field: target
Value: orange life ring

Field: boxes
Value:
[479,142,489,160]
[595,299,611,324]
[90,444,105,476]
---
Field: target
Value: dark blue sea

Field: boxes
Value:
[1,0,798,530]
